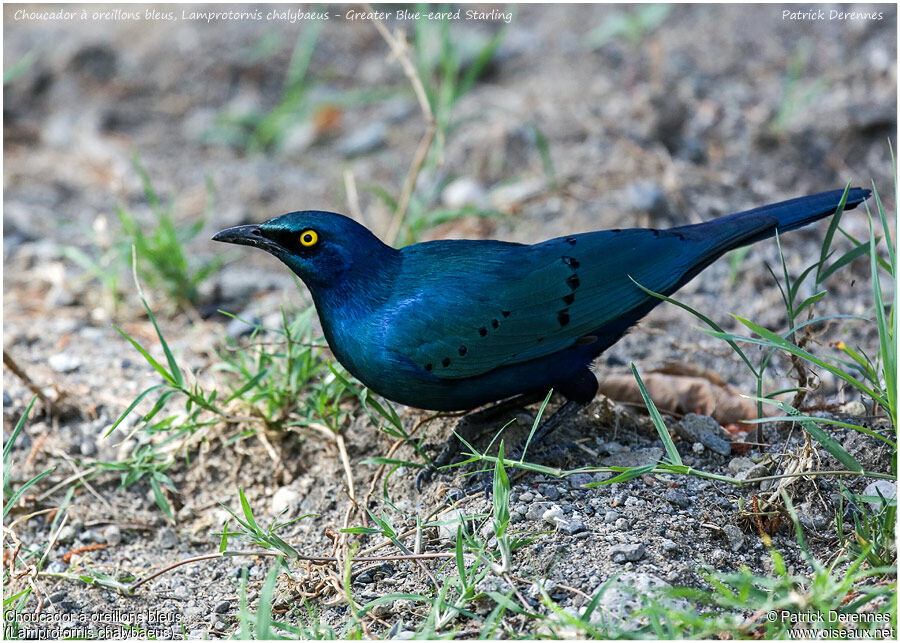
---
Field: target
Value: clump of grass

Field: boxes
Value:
[215,308,354,431]
[837,483,897,569]
[62,154,219,313]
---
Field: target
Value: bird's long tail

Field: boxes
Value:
[673,187,871,285]
[682,187,870,252]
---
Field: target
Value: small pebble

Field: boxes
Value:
[700,432,731,456]
[442,177,486,209]
[567,473,594,489]
[48,353,81,373]
[338,122,387,157]
[437,508,467,542]
[57,525,77,545]
[213,600,231,614]
[541,505,564,526]
[158,527,178,549]
[103,525,122,546]
[609,543,645,563]
[664,489,691,509]
[558,516,586,535]
[862,480,896,511]
[271,486,301,516]
[537,484,561,501]
[80,439,97,457]
[525,501,554,521]
[723,524,745,551]
[676,413,722,442]
[728,456,755,475]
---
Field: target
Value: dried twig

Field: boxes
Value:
[366,4,437,245]
[128,550,453,593]
[3,350,79,420]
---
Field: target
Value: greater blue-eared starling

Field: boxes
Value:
[213,188,870,482]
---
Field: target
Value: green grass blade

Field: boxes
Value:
[586,464,656,486]
[630,277,757,377]
[728,315,886,408]
[4,468,54,518]
[113,326,176,386]
[817,239,875,283]
[106,384,165,436]
[149,475,174,519]
[815,183,852,285]
[140,296,184,388]
[4,396,36,470]
[239,488,260,531]
[871,180,894,270]
[869,212,896,425]
[631,364,682,466]
[741,415,896,448]
[749,396,862,472]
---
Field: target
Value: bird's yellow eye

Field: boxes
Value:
[299,229,318,247]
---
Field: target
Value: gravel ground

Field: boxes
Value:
[3,4,896,639]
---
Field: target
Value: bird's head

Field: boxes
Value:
[213,211,396,291]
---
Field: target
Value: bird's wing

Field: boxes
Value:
[384,230,704,379]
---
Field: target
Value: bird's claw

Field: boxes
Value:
[414,465,436,492]
[464,468,494,499]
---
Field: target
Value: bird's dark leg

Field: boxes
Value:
[414,392,546,491]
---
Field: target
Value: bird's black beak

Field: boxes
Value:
[212,224,285,255]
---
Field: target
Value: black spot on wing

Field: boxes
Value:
[566,274,580,290]
[557,310,570,326]
[442,357,451,367]
[478,327,487,337]
[562,293,575,306]
[565,237,576,245]
[491,319,499,329]
[502,310,511,317]
[458,345,467,356]
[562,256,580,269]
[425,363,433,371]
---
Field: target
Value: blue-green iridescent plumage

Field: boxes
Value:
[213,188,870,411]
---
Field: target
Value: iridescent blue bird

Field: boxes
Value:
[213,188,869,483]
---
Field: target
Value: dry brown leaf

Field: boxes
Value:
[597,369,758,428]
